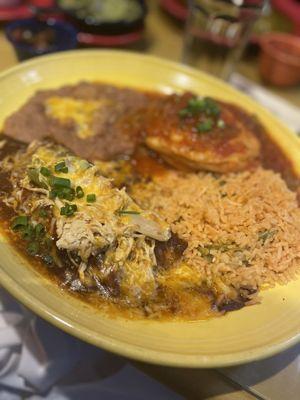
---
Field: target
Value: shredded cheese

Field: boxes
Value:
[45,96,104,139]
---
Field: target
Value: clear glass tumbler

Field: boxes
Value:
[182,0,267,80]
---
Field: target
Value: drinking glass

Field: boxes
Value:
[182,0,268,80]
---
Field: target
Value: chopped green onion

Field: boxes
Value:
[60,206,66,216]
[86,194,96,203]
[76,186,84,199]
[28,168,48,189]
[39,209,48,218]
[40,166,51,177]
[198,246,210,256]
[197,119,213,133]
[58,187,75,201]
[258,230,276,244]
[49,189,58,199]
[49,186,74,201]
[43,237,53,250]
[179,97,221,120]
[203,97,220,117]
[50,176,71,189]
[118,210,140,215]
[35,223,45,237]
[60,203,77,217]
[179,97,206,118]
[11,215,29,230]
[55,161,68,174]
[21,225,35,241]
[178,109,190,118]
[198,247,214,263]
[188,97,206,110]
[57,189,65,200]
[219,180,226,186]
[27,241,39,256]
[63,188,75,201]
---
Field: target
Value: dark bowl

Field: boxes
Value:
[5,18,78,61]
[0,0,22,7]
[56,0,147,35]
[259,33,300,86]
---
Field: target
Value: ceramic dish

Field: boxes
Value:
[5,18,78,60]
[0,50,299,368]
[77,29,144,47]
[259,33,300,86]
[0,2,33,21]
[0,0,54,22]
[56,0,147,35]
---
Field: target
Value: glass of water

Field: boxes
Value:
[182,0,267,80]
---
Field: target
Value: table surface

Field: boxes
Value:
[0,1,299,399]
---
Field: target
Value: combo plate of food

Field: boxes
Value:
[0,50,299,367]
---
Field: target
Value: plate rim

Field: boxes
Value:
[2,251,300,368]
[0,49,299,368]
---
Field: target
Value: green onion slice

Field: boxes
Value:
[60,203,78,217]
[40,166,51,177]
[39,209,48,218]
[76,186,84,199]
[35,223,45,237]
[86,194,96,203]
[11,215,29,230]
[27,241,39,256]
[55,161,68,173]
[118,210,140,215]
[197,119,213,133]
[51,176,71,189]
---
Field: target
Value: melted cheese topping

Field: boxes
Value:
[4,141,171,307]
[45,97,104,139]
[31,146,131,220]
[29,145,170,244]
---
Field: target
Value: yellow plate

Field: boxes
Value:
[0,50,299,368]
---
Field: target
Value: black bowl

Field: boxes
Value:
[5,18,78,61]
[56,0,147,35]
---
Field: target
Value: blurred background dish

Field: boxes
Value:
[0,0,147,49]
[272,0,300,36]
[5,17,77,60]
[0,0,55,22]
[56,0,147,35]
[0,1,33,21]
[0,0,22,7]
[259,33,300,86]
[77,29,144,47]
